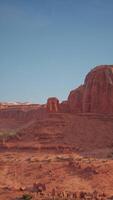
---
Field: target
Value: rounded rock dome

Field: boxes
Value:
[68,65,113,114]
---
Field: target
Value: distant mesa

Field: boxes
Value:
[0,102,40,111]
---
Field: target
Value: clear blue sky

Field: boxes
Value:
[0,0,113,103]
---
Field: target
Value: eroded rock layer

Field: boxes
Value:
[68,65,113,113]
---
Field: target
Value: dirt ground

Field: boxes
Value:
[0,148,113,200]
[1,113,113,199]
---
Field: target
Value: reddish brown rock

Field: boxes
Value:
[0,106,46,121]
[83,65,113,113]
[47,97,60,112]
[68,65,113,114]
[68,85,85,113]
[60,101,70,113]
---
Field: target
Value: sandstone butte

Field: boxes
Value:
[46,65,113,114]
[68,65,113,114]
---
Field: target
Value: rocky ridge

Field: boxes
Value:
[0,65,113,115]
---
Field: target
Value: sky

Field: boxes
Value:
[0,0,113,103]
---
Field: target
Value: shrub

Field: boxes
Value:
[21,194,32,200]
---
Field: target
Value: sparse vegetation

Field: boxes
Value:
[15,190,109,200]
[0,130,17,138]
[0,130,17,146]
[20,194,32,200]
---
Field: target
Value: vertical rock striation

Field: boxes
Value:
[47,97,60,112]
[68,65,113,113]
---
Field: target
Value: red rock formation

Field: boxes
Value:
[60,101,70,113]
[47,97,60,112]
[1,65,113,115]
[0,106,47,121]
[68,65,113,113]
[68,85,84,113]
[83,65,113,113]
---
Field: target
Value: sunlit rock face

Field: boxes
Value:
[60,101,70,113]
[47,97,60,112]
[68,65,113,113]
[68,85,85,113]
[83,65,113,113]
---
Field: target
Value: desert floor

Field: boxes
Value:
[0,147,113,200]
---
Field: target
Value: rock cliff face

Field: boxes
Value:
[0,106,47,121]
[68,85,85,113]
[68,65,113,114]
[83,65,113,113]
[47,97,60,112]
[60,101,70,113]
